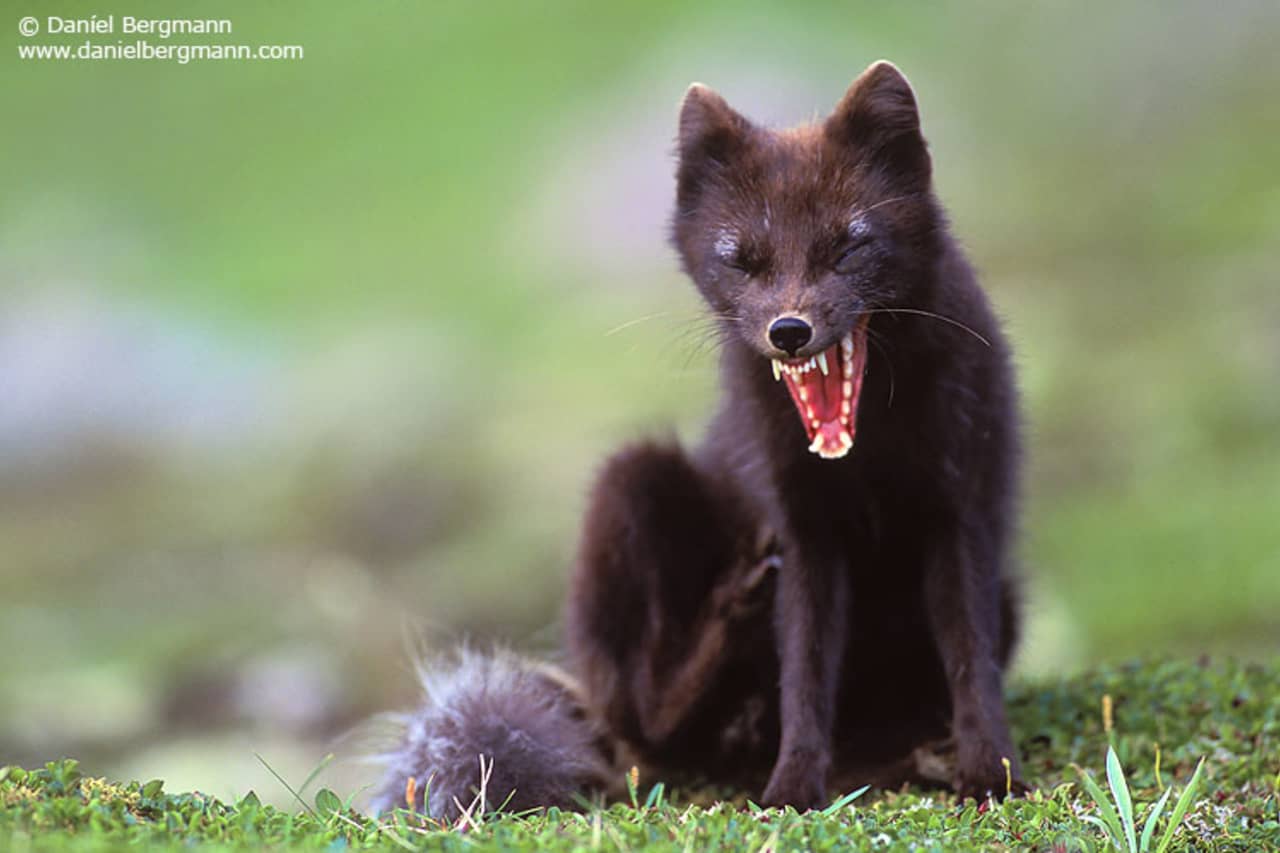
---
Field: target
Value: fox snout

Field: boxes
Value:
[767,316,813,357]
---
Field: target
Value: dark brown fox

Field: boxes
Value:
[373,61,1025,817]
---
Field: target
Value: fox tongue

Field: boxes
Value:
[777,319,868,460]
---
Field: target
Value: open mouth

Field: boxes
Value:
[770,316,869,459]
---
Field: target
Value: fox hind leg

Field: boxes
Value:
[566,441,778,779]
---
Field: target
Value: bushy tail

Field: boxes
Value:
[370,649,615,819]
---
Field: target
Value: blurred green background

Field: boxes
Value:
[2,1,1277,806]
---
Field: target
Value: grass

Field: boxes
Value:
[1,0,1277,814]
[1073,745,1205,853]
[3,658,1277,851]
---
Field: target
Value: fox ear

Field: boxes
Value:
[678,83,751,162]
[676,84,752,213]
[825,61,930,179]
[676,84,752,201]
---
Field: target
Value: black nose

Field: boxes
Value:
[768,316,812,356]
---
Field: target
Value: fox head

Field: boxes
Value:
[669,61,943,458]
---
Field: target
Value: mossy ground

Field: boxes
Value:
[3,658,1277,851]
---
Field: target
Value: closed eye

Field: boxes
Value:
[721,246,767,276]
[835,238,874,271]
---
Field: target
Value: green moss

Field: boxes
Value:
[3,658,1276,851]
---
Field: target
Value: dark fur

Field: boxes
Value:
[568,61,1025,807]
[376,62,1025,815]
[370,650,613,819]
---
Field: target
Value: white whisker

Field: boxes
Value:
[847,193,925,222]
[603,312,674,337]
[865,307,991,348]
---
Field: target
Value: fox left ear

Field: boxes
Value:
[825,61,930,181]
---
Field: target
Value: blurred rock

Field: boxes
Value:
[162,647,346,736]
[0,289,272,469]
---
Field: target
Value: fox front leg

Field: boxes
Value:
[760,545,848,810]
[923,527,1025,800]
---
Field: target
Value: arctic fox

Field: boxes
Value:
[374,60,1025,816]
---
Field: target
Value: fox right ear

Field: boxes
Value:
[675,84,751,213]
[677,83,751,170]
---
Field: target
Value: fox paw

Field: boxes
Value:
[760,758,828,812]
[711,552,779,621]
[955,773,1030,802]
[954,752,1029,802]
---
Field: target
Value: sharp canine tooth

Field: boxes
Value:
[772,359,781,381]
[817,352,829,375]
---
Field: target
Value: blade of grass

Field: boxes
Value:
[1106,745,1138,852]
[494,786,518,813]
[626,766,640,809]
[1140,786,1173,852]
[254,752,317,817]
[1081,815,1113,837]
[643,781,665,810]
[1075,765,1126,848]
[334,810,417,852]
[296,753,335,798]
[1154,757,1206,853]
[821,785,870,816]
